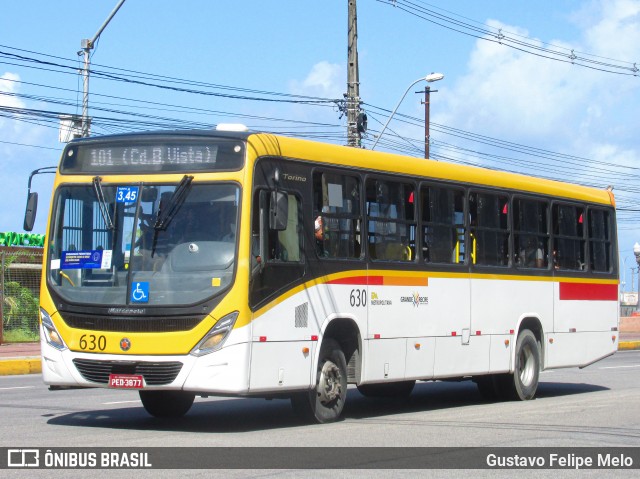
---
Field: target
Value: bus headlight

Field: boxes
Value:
[40,308,67,351]
[190,311,239,357]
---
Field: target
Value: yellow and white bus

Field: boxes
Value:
[25,127,619,423]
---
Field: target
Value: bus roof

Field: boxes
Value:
[64,129,614,207]
[246,133,615,207]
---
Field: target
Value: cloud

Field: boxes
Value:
[433,0,640,163]
[286,61,345,126]
[290,61,344,99]
[0,71,57,233]
[427,0,640,255]
[0,72,26,133]
[580,0,640,61]
[435,21,600,140]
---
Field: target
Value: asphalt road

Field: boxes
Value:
[1,351,639,477]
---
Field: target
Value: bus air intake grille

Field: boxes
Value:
[60,312,204,332]
[72,359,183,385]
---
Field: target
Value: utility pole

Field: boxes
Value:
[417,84,438,159]
[80,0,126,137]
[347,0,363,147]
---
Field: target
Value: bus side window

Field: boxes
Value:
[553,203,586,271]
[469,191,510,267]
[365,179,415,262]
[421,185,465,264]
[269,193,302,263]
[588,208,612,272]
[312,171,362,259]
[250,190,302,266]
[513,197,549,269]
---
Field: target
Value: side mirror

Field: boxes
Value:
[23,192,38,232]
[269,191,288,231]
[141,187,158,203]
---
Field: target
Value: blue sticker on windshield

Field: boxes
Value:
[131,282,149,303]
[116,186,139,203]
[61,250,112,269]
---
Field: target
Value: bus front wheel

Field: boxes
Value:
[139,390,195,418]
[291,338,347,423]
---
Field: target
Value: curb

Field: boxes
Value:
[0,358,42,376]
[1,343,639,376]
[618,341,640,351]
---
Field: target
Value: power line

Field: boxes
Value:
[0,139,59,150]
[378,0,640,77]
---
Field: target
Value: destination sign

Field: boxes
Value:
[60,138,245,173]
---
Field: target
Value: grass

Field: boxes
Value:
[2,328,39,343]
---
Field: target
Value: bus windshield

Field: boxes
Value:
[48,181,239,306]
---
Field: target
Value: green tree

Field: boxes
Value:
[1,252,40,334]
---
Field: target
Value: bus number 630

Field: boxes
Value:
[79,334,107,351]
[350,288,366,308]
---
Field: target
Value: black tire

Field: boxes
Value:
[474,375,499,401]
[139,390,195,418]
[512,329,540,400]
[357,380,416,398]
[290,338,347,424]
[475,330,540,402]
[495,329,540,401]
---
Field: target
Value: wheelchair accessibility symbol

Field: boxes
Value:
[131,282,149,303]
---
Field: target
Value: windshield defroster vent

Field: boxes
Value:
[60,312,205,332]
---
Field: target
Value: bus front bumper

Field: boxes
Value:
[40,338,251,395]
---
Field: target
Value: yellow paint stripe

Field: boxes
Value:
[0,359,42,376]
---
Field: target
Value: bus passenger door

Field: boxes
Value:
[249,188,313,392]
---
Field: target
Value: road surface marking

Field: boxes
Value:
[599,364,640,370]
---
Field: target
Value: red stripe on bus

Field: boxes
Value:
[559,282,618,301]
[327,275,427,286]
[327,276,383,285]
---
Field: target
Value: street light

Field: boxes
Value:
[80,0,127,137]
[634,242,640,310]
[371,73,444,151]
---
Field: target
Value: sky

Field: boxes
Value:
[1,0,639,287]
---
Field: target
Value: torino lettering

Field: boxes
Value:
[0,231,46,247]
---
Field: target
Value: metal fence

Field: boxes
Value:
[621,305,637,318]
[1,248,42,343]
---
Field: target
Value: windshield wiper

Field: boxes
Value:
[92,176,114,230]
[151,175,193,257]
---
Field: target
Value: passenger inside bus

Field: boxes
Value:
[519,237,544,268]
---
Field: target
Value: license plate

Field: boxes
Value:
[108,374,144,389]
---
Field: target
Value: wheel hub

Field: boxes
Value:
[519,344,535,387]
[318,360,343,404]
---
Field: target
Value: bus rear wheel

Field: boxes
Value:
[512,329,540,400]
[291,338,347,424]
[498,329,540,401]
[139,390,195,418]
[475,330,540,401]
